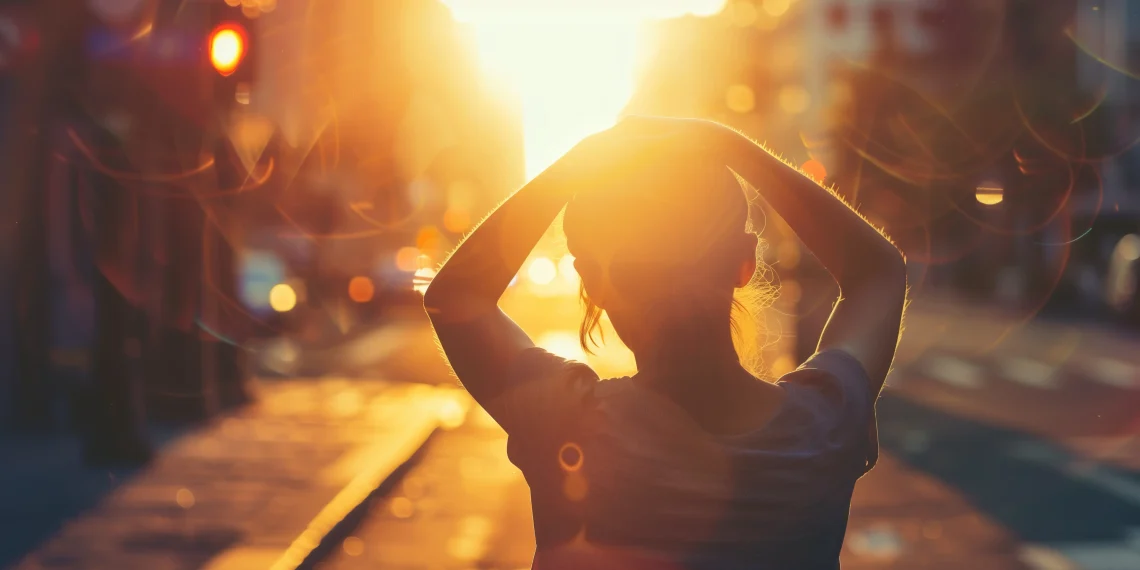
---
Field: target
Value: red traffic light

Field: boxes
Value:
[208,22,247,76]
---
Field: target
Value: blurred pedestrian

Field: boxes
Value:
[425,116,907,569]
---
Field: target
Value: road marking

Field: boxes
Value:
[1022,534,1140,570]
[1019,545,1079,570]
[1000,357,1060,389]
[846,525,904,561]
[922,355,984,389]
[1084,358,1139,389]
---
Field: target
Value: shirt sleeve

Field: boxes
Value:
[787,349,879,474]
[483,347,599,455]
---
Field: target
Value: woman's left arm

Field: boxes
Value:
[423,141,588,405]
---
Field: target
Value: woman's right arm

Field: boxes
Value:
[714,130,906,394]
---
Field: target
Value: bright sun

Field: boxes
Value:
[444,0,725,178]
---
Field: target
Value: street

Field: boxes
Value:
[311,291,1140,570]
[4,294,1137,570]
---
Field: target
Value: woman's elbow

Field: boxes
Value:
[421,286,487,324]
[880,246,907,288]
[843,247,907,306]
[421,284,451,321]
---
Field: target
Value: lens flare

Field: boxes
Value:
[209,23,247,76]
[527,257,557,285]
[347,276,375,303]
[975,181,1004,206]
[269,283,297,312]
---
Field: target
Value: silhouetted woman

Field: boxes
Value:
[424,117,907,569]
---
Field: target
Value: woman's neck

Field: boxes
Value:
[630,312,785,436]
[632,313,750,389]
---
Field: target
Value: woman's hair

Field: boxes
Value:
[562,148,780,377]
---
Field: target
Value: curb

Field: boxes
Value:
[202,389,472,570]
[272,419,439,570]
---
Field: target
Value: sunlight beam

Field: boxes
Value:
[444,0,725,178]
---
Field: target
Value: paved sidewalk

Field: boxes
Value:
[8,379,470,570]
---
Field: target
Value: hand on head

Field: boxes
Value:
[550,116,735,190]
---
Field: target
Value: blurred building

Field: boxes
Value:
[245,0,523,330]
[1062,1,1140,317]
[0,0,523,438]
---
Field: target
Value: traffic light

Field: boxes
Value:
[208,22,247,76]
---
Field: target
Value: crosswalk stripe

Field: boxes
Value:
[999,357,1060,389]
[1083,357,1139,389]
[922,355,984,389]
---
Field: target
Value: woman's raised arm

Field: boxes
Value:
[422,129,624,405]
[614,116,906,391]
[722,127,906,392]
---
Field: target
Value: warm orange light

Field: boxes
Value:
[413,267,437,295]
[527,257,557,285]
[802,159,827,183]
[779,84,811,114]
[347,276,375,303]
[209,23,247,76]
[976,181,1004,206]
[725,84,755,113]
[442,208,471,233]
[269,283,297,312]
[416,225,443,252]
[444,1,724,178]
[395,247,420,272]
[763,0,791,17]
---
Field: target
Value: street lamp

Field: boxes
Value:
[208,22,246,76]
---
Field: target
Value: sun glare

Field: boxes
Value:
[445,0,725,178]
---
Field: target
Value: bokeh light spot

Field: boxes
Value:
[348,276,375,303]
[802,159,829,181]
[725,84,755,113]
[443,207,471,233]
[771,354,795,377]
[558,254,579,284]
[438,398,467,429]
[175,488,195,509]
[390,496,415,519]
[730,1,757,27]
[559,442,584,472]
[563,472,588,501]
[395,247,421,272]
[416,225,443,252]
[342,536,364,557]
[208,25,246,76]
[802,159,827,183]
[269,283,297,312]
[527,256,557,285]
[763,0,790,17]
[777,241,801,269]
[975,181,1004,206]
[779,84,811,114]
